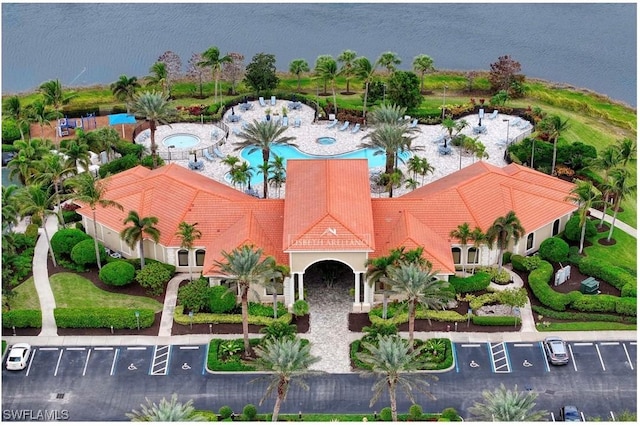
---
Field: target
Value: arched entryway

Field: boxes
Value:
[301,260,354,308]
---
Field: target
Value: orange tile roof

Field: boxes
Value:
[282,159,375,252]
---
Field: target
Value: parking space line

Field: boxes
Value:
[25,348,36,377]
[513,343,533,347]
[622,343,634,370]
[110,348,119,376]
[568,344,578,371]
[126,347,147,350]
[599,342,619,346]
[53,349,64,376]
[452,343,459,373]
[67,347,86,351]
[572,342,593,346]
[489,342,511,373]
[94,347,113,351]
[460,344,481,347]
[39,347,59,351]
[595,344,606,371]
[82,349,92,376]
[151,345,171,375]
[539,342,550,372]
[179,346,200,350]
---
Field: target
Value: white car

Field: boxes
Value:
[5,343,31,370]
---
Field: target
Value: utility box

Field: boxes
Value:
[580,277,600,294]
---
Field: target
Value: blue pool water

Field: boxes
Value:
[163,134,200,148]
[235,144,409,185]
[317,136,336,145]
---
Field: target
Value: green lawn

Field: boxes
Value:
[49,273,163,312]
[584,225,637,274]
[8,277,40,310]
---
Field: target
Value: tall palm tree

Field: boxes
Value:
[7,138,52,185]
[337,49,357,94]
[357,335,437,422]
[110,75,140,113]
[126,394,205,421]
[450,222,473,274]
[26,100,56,140]
[468,384,546,421]
[230,161,254,191]
[565,179,601,254]
[33,153,75,226]
[3,96,29,141]
[382,262,453,348]
[412,54,434,94]
[367,102,407,125]
[315,57,339,115]
[268,155,287,198]
[39,79,73,142]
[175,221,202,279]
[538,115,570,175]
[198,46,232,106]
[212,245,281,357]
[60,137,91,173]
[353,56,378,119]
[147,62,169,96]
[89,127,120,162]
[17,185,59,267]
[288,59,310,92]
[469,226,486,274]
[360,122,417,184]
[313,54,333,95]
[606,168,636,242]
[252,337,320,421]
[590,146,622,227]
[120,210,161,270]
[485,210,525,271]
[616,137,636,167]
[130,91,176,169]
[2,185,21,232]
[441,117,468,148]
[234,120,297,199]
[67,172,123,270]
[377,51,401,74]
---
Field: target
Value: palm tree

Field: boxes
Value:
[110,75,140,113]
[147,61,169,95]
[382,262,453,349]
[252,337,320,421]
[130,91,176,169]
[353,56,378,119]
[538,114,570,175]
[616,137,636,167]
[230,161,254,191]
[3,96,29,141]
[469,226,486,274]
[450,222,473,274]
[33,153,75,226]
[67,172,123,270]
[60,137,91,173]
[415,157,435,185]
[89,127,120,162]
[268,155,287,198]
[26,100,57,140]
[7,138,52,185]
[39,79,73,120]
[2,185,21,232]
[120,210,161,270]
[606,168,636,242]
[441,117,468,148]
[590,146,622,227]
[337,49,357,94]
[472,140,489,163]
[198,46,232,106]
[412,54,434,94]
[212,245,281,357]
[126,394,205,421]
[263,264,289,319]
[315,56,339,115]
[17,185,59,267]
[360,122,417,182]
[377,51,401,74]
[288,59,310,92]
[234,120,297,199]
[485,210,525,271]
[367,102,407,125]
[175,221,202,279]
[357,335,437,422]
[468,384,546,421]
[313,55,333,94]
[565,179,601,254]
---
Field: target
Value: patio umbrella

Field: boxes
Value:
[108,113,137,138]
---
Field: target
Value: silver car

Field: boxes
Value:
[544,337,569,365]
[5,343,31,371]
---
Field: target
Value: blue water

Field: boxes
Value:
[1,3,636,106]
[317,137,336,145]
[163,134,200,149]
[236,145,409,185]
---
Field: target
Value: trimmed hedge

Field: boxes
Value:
[472,315,521,326]
[539,237,570,263]
[369,306,468,326]
[2,310,42,328]
[54,308,155,329]
[99,260,136,286]
[50,228,91,257]
[448,272,491,293]
[70,239,107,267]
[174,305,293,326]
[570,294,618,313]
[208,285,237,314]
[207,338,260,372]
[615,298,637,316]
[350,337,454,371]
[578,257,636,296]
[527,260,578,311]
[531,305,636,323]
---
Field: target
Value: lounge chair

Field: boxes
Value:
[203,150,215,162]
[210,130,219,140]
[351,123,360,133]
[409,118,418,128]
[338,121,350,131]
[488,110,499,120]
[233,127,241,136]
[293,117,301,127]
[326,119,338,129]
[511,118,522,127]
[213,146,224,158]
[281,116,289,127]
[518,120,530,130]
[270,96,276,106]
[259,97,266,107]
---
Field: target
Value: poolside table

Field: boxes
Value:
[228,114,241,122]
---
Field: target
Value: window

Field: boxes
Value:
[451,248,461,264]
[177,250,189,266]
[467,247,479,264]
[195,249,205,266]
[552,219,560,236]
[526,233,534,251]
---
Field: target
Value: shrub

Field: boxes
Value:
[292,299,309,316]
[218,406,233,420]
[2,118,25,144]
[70,239,107,267]
[135,262,171,295]
[441,408,460,421]
[449,272,491,293]
[25,223,39,239]
[511,254,542,272]
[361,323,398,343]
[380,407,393,422]
[532,304,636,323]
[51,228,91,257]
[177,278,210,313]
[208,285,237,313]
[54,308,154,329]
[2,309,42,328]
[564,215,597,242]
[242,404,257,421]
[479,266,511,284]
[75,222,85,232]
[528,260,571,311]
[98,154,140,178]
[539,237,570,263]
[248,301,287,318]
[570,295,618,313]
[409,404,423,420]
[578,257,636,293]
[615,298,637,316]
[260,321,297,341]
[99,260,136,286]
[114,141,144,157]
[472,315,521,326]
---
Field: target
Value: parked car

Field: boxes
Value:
[5,343,31,371]
[560,405,582,421]
[544,336,569,365]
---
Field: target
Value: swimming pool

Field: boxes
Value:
[163,133,200,149]
[237,144,410,185]
[317,136,336,145]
